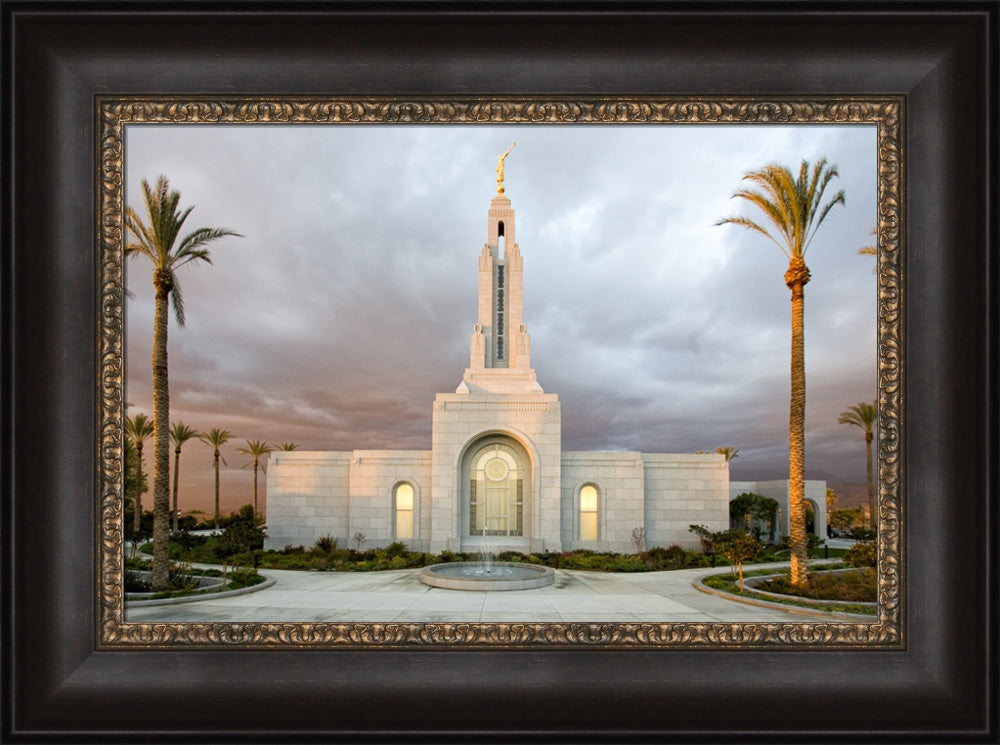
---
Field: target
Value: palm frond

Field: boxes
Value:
[170,421,200,447]
[716,214,789,257]
[169,282,186,327]
[717,158,844,262]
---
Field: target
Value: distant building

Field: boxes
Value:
[265,185,823,553]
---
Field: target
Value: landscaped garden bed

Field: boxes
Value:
[125,560,266,601]
[700,565,876,616]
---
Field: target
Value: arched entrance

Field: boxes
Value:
[459,434,534,550]
[469,441,523,536]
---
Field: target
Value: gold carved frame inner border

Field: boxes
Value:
[97,97,903,648]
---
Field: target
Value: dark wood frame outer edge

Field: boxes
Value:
[4,2,996,742]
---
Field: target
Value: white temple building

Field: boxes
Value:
[265,175,825,554]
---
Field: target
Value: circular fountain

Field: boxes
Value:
[420,561,555,591]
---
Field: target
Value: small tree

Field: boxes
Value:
[830,506,866,534]
[631,526,647,554]
[729,492,779,543]
[352,531,366,552]
[217,504,266,559]
[690,525,763,590]
[712,530,763,591]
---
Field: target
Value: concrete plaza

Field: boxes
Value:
[125,562,857,624]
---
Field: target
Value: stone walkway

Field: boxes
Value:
[125,562,847,624]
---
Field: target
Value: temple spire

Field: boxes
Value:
[457,180,542,395]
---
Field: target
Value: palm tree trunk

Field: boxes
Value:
[134,442,143,533]
[865,431,875,530]
[214,451,221,528]
[151,279,171,591]
[252,460,259,519]
[172,447,181,533]
[786,260,810,587]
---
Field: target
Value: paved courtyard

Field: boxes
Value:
[125,562,849,624]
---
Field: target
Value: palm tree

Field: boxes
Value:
[126,174,241,590]
[238,439,273,521]
[125,413,154,532]
[858,227,877,273]
[276,442,300,451]
[200,428,232,529]
[838,401,877,530]
[717,159,845,586]
[715,446,739,462]
[168,422,200,533]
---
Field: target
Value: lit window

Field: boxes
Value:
[395,483,414,539]
[580,485,598,541]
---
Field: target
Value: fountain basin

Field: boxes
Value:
[420,561,555,591]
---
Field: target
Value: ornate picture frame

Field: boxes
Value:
[99,96,903,649]
[6,3,993,741]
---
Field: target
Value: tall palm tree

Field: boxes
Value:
[276,442,300,451]
[859,227,877,274]
[838,401,877,530]
[238,440,273,521]
[715,446,739,462]
[717,158,845,586]
[168,422,200,533]
[200,428,232,529]
[126,175,240,590]
[125,413,154,532]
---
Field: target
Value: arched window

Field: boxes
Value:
[579,484,599,541]
[395,483,414,540]
[469,442,523,536]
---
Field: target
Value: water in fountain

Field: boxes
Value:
[420,523,554,589]
[479,526,494,573]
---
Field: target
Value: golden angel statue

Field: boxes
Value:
[497,142,516,194]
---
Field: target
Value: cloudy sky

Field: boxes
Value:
[124,123,878,517]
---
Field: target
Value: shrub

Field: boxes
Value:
[643,545,686,570]
[170,530,207,550]
[384,541,408,558]
[758,568,876,603]
[850,527,877,541]
[843,541,877,568]
[124,571,151,593]
[226,568,265,589]
[313,534,338,554]
[496,550,527,562]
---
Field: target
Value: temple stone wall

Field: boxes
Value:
[642,454,730,550]
[561,452,645,553]
[264,451,352,549]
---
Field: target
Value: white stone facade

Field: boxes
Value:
[266,189,734,554]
